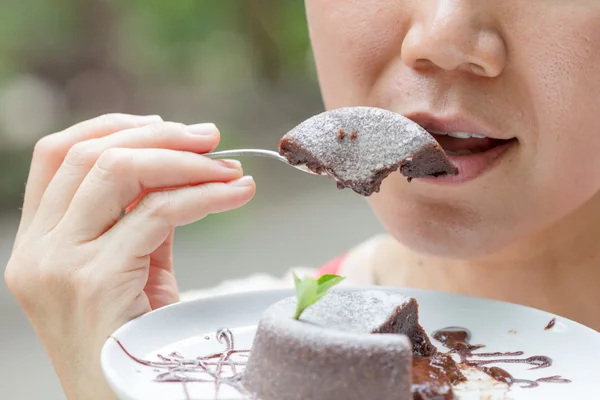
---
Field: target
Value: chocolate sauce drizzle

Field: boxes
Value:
[112,329,252,399]
[114,325,571,399]
[432,327,571,389]
[478,366,571,389]
[468,355,552,370]
[545,318,557,331]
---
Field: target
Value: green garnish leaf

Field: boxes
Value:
[316,274,346,296]
[292,271,345,320]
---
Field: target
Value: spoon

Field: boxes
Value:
[203,149,322,175]
[202,107,457,196]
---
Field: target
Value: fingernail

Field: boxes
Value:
[137,115,163,123]
[217,159,242,169]
[228,176,254,187]
[188,123,217,135]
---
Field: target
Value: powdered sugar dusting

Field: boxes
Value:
[268,290,412,334]
[280,106,438,183]
[254,290,415,357]
[243,290,414,400]
[251,290,415,354]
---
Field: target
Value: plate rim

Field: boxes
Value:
[103,285,600,339]
[100,285,600,399]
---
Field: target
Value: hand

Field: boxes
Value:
[4,114,256,399]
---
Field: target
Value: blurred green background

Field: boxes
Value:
[0,1,383,398]
[0,0,319,211]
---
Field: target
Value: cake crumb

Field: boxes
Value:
[544,318,556,331]
[508,329,517,334]
[349,131,358,140]
[337,129,346,141]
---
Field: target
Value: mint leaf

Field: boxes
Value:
[316,274,346,296]
[292,275,318,320]
[292,271,345,320]
[293,270,302,288]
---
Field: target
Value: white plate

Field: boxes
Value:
[101,286,600,400]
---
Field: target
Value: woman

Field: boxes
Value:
[6,1,600,398]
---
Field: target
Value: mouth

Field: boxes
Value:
[427,129,516,156]
[406,114,518,184]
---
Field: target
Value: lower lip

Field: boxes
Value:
[417,139,516,185]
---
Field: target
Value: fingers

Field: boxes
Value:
[17,113,162,239]
[32,121,220,234]
[144,230,180,309]
[58,148,244,240]
[99,176,256,259]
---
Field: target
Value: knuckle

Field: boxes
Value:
[64,140,99,168]
[5,235,100,310]
[94,113,135,128]
[138,191,174,216]
[4,240,39,295]
[4,259,22,295]
[32,134,60,162]
[5,244,59,302]
[4,262,36,311]
[95,148,132,177]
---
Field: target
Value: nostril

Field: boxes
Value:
[412,58,437,71]
[468,63,486,76]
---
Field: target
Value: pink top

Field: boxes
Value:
[317,254,346,276]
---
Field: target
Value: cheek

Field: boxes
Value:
[512,10,600,201]
[305,0,408,108]
[305,1,600,256]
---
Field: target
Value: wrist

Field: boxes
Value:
[34,319,121,400]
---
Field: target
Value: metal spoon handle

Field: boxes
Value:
[203,149,288,162]
[203,148,321,175]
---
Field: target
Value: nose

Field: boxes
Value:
[401,1,507,77]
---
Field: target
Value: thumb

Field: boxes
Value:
[145,229,179,309]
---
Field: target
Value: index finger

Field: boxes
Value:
[16,113,162,240]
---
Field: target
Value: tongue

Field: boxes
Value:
[432,135,501,153]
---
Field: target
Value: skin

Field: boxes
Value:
[306,0,600,328]
[5,1,600,399]
[5,116,256,399]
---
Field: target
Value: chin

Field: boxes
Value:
[387,225,496,260]
[368,191,511,260]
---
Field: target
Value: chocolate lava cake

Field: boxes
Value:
[278,107,458,196]
[242,290,439,400]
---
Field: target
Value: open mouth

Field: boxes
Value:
[418,128,517,184]
[427,129,517,156]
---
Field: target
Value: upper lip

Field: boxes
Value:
[403,112,512,140]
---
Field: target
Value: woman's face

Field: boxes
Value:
[305,0,600,258]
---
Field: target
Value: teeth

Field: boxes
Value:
[445,148,484,156]
[448,131,475,139]
[428,130,486,139]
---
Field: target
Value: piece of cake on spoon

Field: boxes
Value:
[278,106,458,196]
